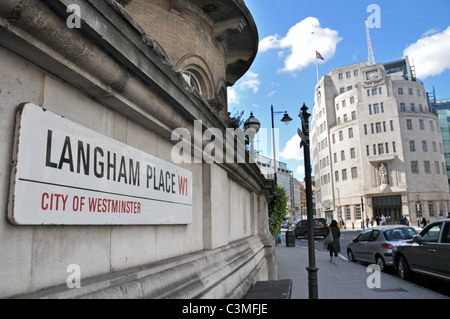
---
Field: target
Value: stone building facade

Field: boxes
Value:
[0,0,274,298]
[312,58,450,228]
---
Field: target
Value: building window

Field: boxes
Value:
[408,88,413,95]
[350,97,355,104]
[411,161,419,173]
[373,103,380,114]
[390,120,394,131]
[338,73,343,79]
[385,143,389,154]
[398,88,403,95]
[351,167,358,179]
[419,119,425,130]
[411,103,415,112]
[430,120,434,131]
[183,71,202,95]
[354,70,359,76]
[342,169,347,180]
[335,171,339,182]
[346,206,351,220]
[334,152,337,163]
[435,161,440,174]
[351,111,356,120]
[400,103,406,112]
[346,71,351,78]
[424,161,431,174]
[409,140,416,152]
[392,142,396,153]
[376,122,382,133]
[341,150,345,161]
[406,119,413,130]
[339,130,343,141]
[429,202,435,217]
[366,145,370,156]
[378,143,384,155]
[348,127,353,138]
[355,205,362,220]
[422,141,428,152]
[350,148,356,158]
[364,124,368,135]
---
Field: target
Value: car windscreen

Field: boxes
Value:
[383,228,416,241]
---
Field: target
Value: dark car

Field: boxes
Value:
[394,219,450,282]
[346,225,417,272]
[294,218,328,238]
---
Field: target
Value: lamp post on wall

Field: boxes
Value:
[244,112,261,162]
[271,105,292,184]
[298,103,318,299]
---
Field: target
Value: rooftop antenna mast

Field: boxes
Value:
[365,19,376,65]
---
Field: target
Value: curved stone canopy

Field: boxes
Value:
[187,0,259,86]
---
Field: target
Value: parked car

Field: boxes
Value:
[346,225,417,272]
[294,218,328,238]
[394,219,450,282]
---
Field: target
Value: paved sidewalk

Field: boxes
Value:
[275,238,449,299]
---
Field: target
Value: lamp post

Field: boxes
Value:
[271,105,292,184]
[298,103,318,299]
[244,112,261,162]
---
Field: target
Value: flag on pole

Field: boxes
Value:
[316,51,324,60]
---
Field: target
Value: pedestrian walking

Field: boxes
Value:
[365,216,370,228]
[326,220,341,265]
[381,214,386,225]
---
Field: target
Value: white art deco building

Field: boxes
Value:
[311,57,450,227]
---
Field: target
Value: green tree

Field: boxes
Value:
[268,186,288,236]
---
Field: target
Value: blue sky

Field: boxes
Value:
[229,0,450,181]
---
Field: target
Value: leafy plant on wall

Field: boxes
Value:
[268,186,288,237]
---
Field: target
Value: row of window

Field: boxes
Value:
[408,140,442,153]
[366,142,396,156]
[410,161,446,175]
[338,69,359,80]
[397,87,424,97]
[335,167,358,182]
[406,118,439,132]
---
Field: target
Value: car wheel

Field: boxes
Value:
[376,255,385,272]
[397,255,413,281]
[348,249,356,262]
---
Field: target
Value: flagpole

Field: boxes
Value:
[315,53,319,84]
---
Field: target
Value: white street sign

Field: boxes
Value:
[8,103,192,225]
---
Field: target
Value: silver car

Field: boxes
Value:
[347,225,418,272]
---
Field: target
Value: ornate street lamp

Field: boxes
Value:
[244,112,260,162]
[271,105,292,184]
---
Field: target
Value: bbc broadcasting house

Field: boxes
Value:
[311,57,450,228]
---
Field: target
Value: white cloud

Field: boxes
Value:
[228,72,261,105]
[227,87,239,105]
[404,26,450,79]
[280,134,304,161]
[259,17,342,73]
[239,71,260,93]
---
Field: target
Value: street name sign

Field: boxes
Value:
[8,103,192,225]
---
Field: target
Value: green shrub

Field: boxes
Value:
[268,186,288,236]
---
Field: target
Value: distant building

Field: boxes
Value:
[436,98,450,189]
[311,57,450,227]
[256,154,302,220]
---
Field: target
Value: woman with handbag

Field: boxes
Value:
[325,220,341,265]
